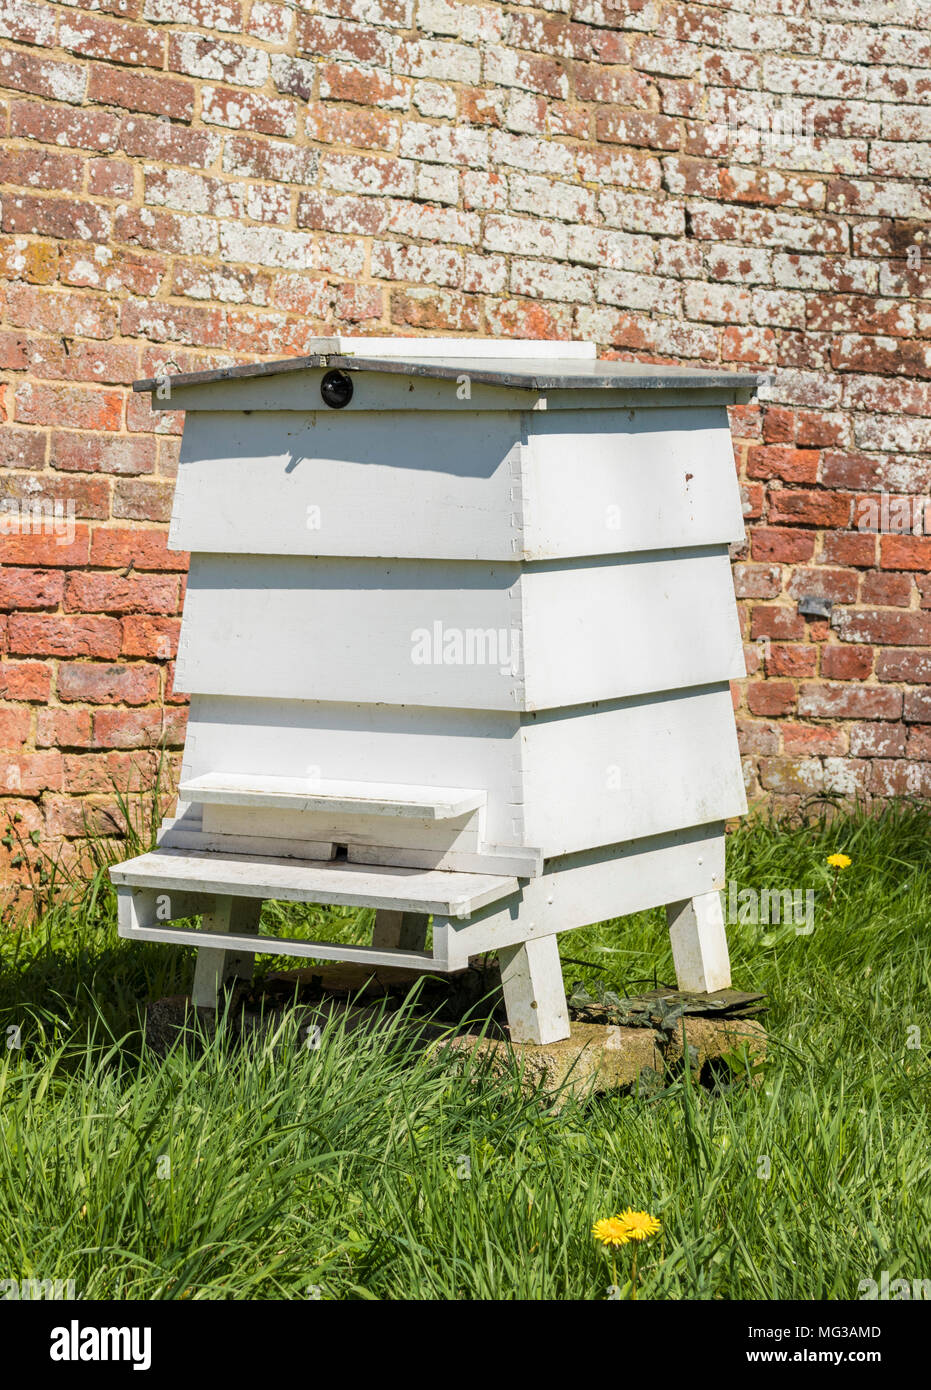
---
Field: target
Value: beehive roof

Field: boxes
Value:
[134,337,763,395]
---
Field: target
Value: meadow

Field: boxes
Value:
[0,798,928,1300]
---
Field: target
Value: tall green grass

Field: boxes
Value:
[0,798,929,1299]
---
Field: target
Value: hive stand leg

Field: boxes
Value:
[371,910,429,952]
[191,896,263,1009]
[498,936,571,1045]
[666,891,731,994]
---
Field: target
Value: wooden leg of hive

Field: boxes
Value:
[191,896,263,1009]
[371,910,429,952]
[498,935,571,1045]
[666,891,731,994]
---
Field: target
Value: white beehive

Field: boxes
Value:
[110,338,760,1044]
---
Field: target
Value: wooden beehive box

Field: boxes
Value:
[110,338,760,1044]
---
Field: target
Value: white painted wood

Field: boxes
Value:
[371,910,429,951]
[348,842,542,878]
[200,804,485,854]
[169,405,743,564]
[175,689,745,860]
[498,937,570,1044]
[169,411,525,561]
[523,407,746,559]
[666,891,732,993]
[159,815,337,863]
[110,848,518,919]
[338,337,596,360]
[180,771,486,820]
[520,549,745,711]
[520,686,747,855]
[432,824,726,968]
[179,695,525,850]
[175,550,744,711]
[127,920,443,972]
[160,813,540,877]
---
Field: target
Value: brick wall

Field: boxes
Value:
[1,0,930,894]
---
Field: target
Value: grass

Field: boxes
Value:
[0,796,929,1300]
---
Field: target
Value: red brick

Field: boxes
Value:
[751,527,816,564]
[906,726,931,759]
[821,644,873,680]
[876,649,931,684]
[871,761,931,797]
[36,708,94,749]
[10,100,121,152]
[62,750,158,794]
[0,661,51,701]
[761,407,795,444]
[0,752,62,796]
[60,14,164,68]
[750,606,806,641]
[0,526,90,567]
[0,51,87,105]
[0,427,46,470]
[798,684,902,720]
[0,148,85,193]
[89,527,188,571]
[56,662,160,704]
[766,644,818,678]
[2,192,111,242]
[87,65,195,122]
[0,567,63,610]
[5,283,117,339]
[733,563,782,599]
[746,446,819,483]
[788,567,859,604]
[15,382,123,431]
[92,706,186,749]
[849,723,907,758]
[782,723,847,756]
[120,615,181,658]
[0,706,32,747]
[747,680,797,717]
[9,614,122,659]
[64,573,180,615]
[880,535,931,571]
[821,531,876,567]
[50,433,155,476]
[768,490,852,529]
[111,480,175,523]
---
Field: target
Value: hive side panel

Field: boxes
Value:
[175,555,525,709]
[520,686,748,857]
[523,405,746,559]
[179,695,523,847]
[441,825,727,961]
[169,411,525,561]
[521,549,746,710]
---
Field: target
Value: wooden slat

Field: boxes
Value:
[178,771,486,819]
[119,920,445,972]
[109,848,518,918]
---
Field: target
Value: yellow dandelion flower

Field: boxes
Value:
[616,1208,661,1241]
[592,1217,630,1248]
[827,853,851,869]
